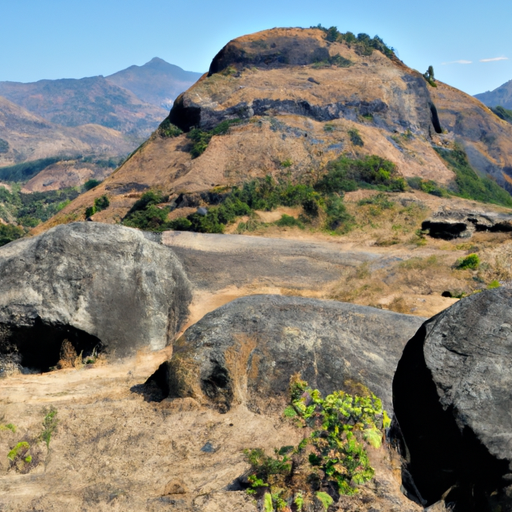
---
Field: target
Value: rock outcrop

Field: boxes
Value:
[37,27,512,232]
[393,288,512,511]
[0,222,191,373]
[422,208,512,239]
[149,295,425,413]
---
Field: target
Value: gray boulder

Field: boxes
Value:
[0,222,191,373]
[393,288,512,511]
[150,295,425,413]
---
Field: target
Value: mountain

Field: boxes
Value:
[0,95,133,168]
[106,57,203,110]
[38,27,512,231]
[475,79,512,109]
[0,76,167,138]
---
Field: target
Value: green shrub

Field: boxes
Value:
[406,177,448,197]
[316,154,405,193]
[275,214,304,229]
[187,119,241,158]
[456,253,480,270]
[94,195,109,211]
[85,206,96,218]
[158,118,184,138]
[435,145,512,207]
[348,128,364,147]
[83,179,101,191]
[358,192,395,209]
[40,406,58,451]
[0,224,24,246]
[487,280,500,289]
[245,377,389,509]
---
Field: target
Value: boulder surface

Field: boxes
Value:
[150,294,425,413]
[393,288,512,511]
[0,222,191,373]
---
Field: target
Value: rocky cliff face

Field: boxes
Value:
[37,27,512,230]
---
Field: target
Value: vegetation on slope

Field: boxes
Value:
[434,144,512,207]
[0,155,121,183]
[491,105,512,124]
[0,185,80,242]
[122,154,406,234]
[314,25,396,59]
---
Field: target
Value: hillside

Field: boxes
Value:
[475,78,512,109]
[0,95,133,168]
[0,76,166,138]
[38,27,512,231]
[106,57,203,109]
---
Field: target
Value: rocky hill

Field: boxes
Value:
[0,75,166,138]
[106,57,203,110]
[39,27,512,230]
[475,78,512,109]
[0,95,133,168]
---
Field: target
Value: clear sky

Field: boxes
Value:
[1,0,511,96]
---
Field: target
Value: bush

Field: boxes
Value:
[316,155,405,193]
[244,377,389,509]
[187,119,241,158]
[94,195,109,211]
[83,179,101,191]
[0,224,24,246]
[406,177,448,197]
[456,253,480,270]
[275,214,304,229]
[348,128,364,147]
[158,118,183,138]
[491,106,512,124]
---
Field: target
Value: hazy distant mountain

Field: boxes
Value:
[0,76,167,137]
[0,95,133,168]
[475,79,512,109]
[107,57,202,110]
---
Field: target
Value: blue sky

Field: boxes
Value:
[1,0,511,96]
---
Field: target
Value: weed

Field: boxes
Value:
[0,423,16,433]
[244,376,389,510]
[40,406,58,451]
[280,159,293,168]
[487,280,501,289]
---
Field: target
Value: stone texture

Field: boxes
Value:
[0,222,191,372]
[393,288,512,511]
[152,294,425,414]
[422,207,512,239]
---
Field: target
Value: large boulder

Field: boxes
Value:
[393,288,512,511]
[149,295,425,413]
[0,222,191,373]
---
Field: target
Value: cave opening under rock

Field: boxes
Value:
[0,318,102,373]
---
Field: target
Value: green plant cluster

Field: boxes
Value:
[348,129,364,147]
[85,195,110,218]
[312,54,353,69]
[83,179,102,191]
[456,253,480,270]
[491,105,512,124]
[122,154,403,235]
[406,177,448,197]
[435,145,512,207]
[244,377,389,511]
[314,25,395,59]
[423,66,437,87]
[5,407,58,474]
[187,119,242,158]
[316,155,406,193]
[158,118,184,138]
